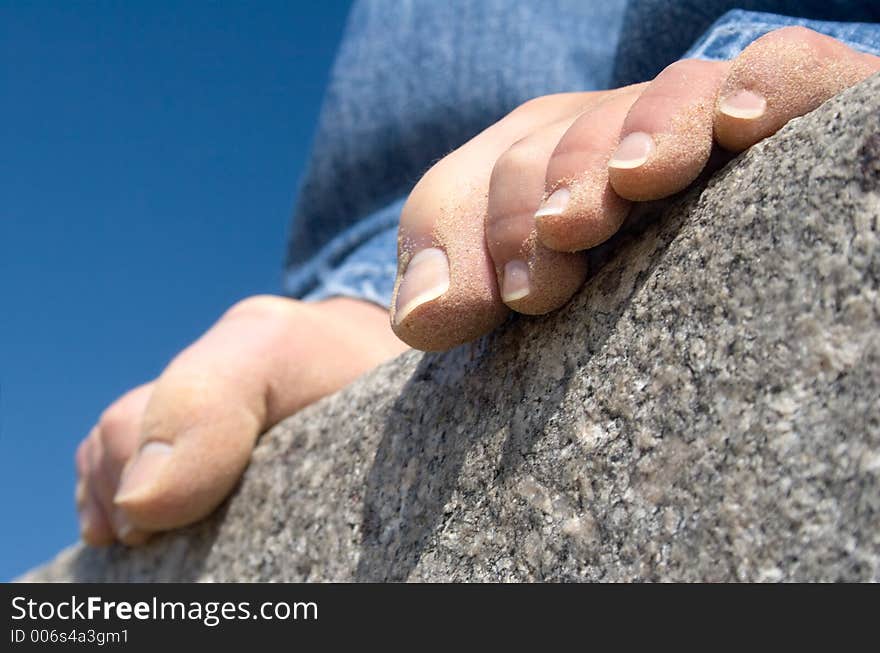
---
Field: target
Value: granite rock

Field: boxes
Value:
[23,75,880,582]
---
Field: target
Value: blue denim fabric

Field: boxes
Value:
[284,0,629,304]
[284,1,880,309]
[685,10,880,61]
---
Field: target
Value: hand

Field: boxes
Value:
[75,295,408,545]
[390,27,879,351]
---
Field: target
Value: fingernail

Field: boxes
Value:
[535,187,570,219]
[114,441,173,503]
[719,89,766,119]
[501,260,530,302]
[609,131,655,169]
[394,247,450,325]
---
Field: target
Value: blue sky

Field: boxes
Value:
[0,1,352,580]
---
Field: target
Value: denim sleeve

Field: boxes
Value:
[285,3,880,311]
[683,9,880,61]
[287,198,403,306]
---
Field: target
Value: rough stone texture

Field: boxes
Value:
[23,75,880,582]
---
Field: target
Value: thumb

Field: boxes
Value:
[112,295,402,532]
[113,367,264,531]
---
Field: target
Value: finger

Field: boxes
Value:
[608,59,729,200]
[715,26,880,152]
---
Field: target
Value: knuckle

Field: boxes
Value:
[736,26,829,70]
[493,138,540,178]
[98,401,134,440]
[409,160,441,192]
[513,94,559,118]
[663,57,709,77]
[770,25,817,42]
[224,294,300,321]
[748,26,819,53]
[401,163,452,231]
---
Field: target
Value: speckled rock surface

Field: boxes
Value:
[23,75,880,582]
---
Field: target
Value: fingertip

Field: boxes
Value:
[714,27,878,153]
[113,440,173,506]
[608,131,655,170]
[609,59,724,200]
[113,425,256,531]
[75,426,102,478]
[391,238,508,351]
[112,440,188,530]
[112,506,152,547]
[714,90,770,152]
[78,499,115,547]
[391,287,509,352]
[500,259,531,304]
[535,182,630,252]
[501,249,588,316]
[391,248,451,328]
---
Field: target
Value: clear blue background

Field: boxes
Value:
[0,0,352,581]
